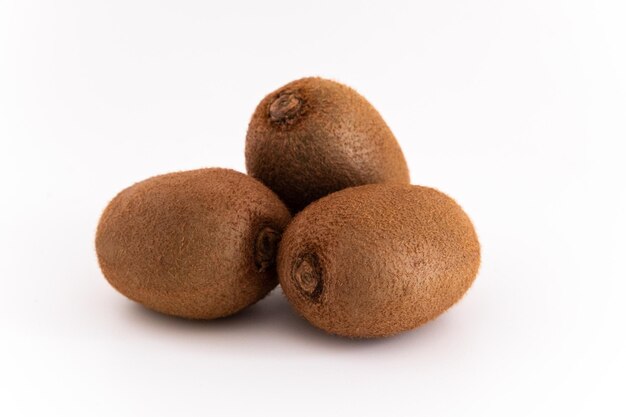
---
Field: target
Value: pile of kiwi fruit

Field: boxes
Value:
[96,77,480,338]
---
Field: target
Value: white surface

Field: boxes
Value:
[1,1,625,416]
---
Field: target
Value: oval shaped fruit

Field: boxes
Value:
[245,77,410,213]
[95,168,291,319]
[278,184,480,338]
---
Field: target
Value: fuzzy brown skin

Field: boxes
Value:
[95,168,291,319]
[278,184,480,338]
[245,77,410,213]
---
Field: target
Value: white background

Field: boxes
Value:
[1,1,625,416]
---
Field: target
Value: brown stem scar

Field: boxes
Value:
[269,92,302,122]
[255,227,281,272]
[293,253,323,301]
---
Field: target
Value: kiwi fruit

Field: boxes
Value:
[245,77,410,213]
[278,184,480,338]
[95,168,291,319]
